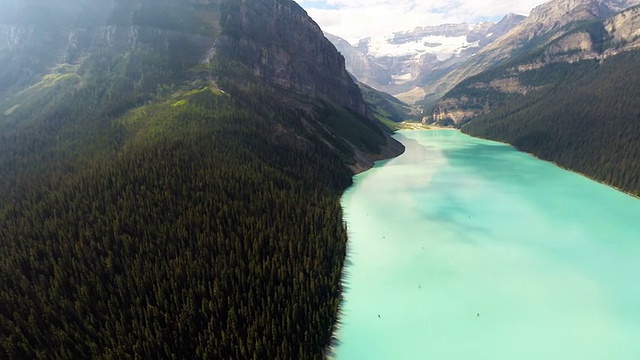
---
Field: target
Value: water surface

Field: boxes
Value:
[336,130,640,359]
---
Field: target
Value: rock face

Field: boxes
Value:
[215,0,369,118]
[427,0,640,126]
[0,0,221,97]
[430,77,543,125]
[0,0,371,119]
[327,15,524,102]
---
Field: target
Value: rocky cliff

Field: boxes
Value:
[214,0,370,118]
[605,4,640,46]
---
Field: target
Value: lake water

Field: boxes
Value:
[334,130,640,359]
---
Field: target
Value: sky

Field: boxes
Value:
[295,0,549,43]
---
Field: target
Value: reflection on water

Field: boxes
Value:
[335,130,640,360]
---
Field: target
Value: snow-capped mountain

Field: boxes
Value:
[327,14,525,102]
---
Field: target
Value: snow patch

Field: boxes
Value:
[367,35,476,61]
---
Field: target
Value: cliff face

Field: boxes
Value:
[430,77,542,125]
[0,0,220,98]
[605,4,640,46]
[0,0,370,119]
[0,24,212,84]
[214,0,369,118]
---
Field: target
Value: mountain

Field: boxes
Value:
[421,0,640,104]
[357,81,414,130]
[429,0,640,126]
[326,14,525,103]
[0,0,402,358]
[427,1,640,195]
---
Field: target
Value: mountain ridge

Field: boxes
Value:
[428,1,640,126]
[420,0,640,104]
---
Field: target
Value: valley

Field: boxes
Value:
[0,0,639,358]
[327,0,640,197]
[337,130,640,359]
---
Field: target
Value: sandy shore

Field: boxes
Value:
[397,121,458,131]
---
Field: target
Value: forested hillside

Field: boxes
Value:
[0,0,400,358]
[462,50,640,195]
[0,82,353,359]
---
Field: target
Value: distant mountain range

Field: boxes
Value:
[327,0,640,106]
[328,0,640,197]
[326,14,525,102]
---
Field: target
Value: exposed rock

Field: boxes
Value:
[324,33,392,86]
[429,97,490,126]
[605,4,640,46]
[427,77,545,126]
[0,0,403,171]
[546,31,594,55]
[214,0,369,118]
[427,0,640,127]
[423,0,640,101]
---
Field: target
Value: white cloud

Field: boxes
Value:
[296,0,549,43]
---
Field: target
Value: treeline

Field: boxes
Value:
[463,50,640,195]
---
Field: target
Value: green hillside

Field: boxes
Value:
[0,1,396,358]
[462,50,640,195]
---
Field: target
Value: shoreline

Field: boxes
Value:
[396,121,459,131]
[330,128,640,358]
[458,129,640,201]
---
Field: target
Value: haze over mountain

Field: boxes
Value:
[326,0,640,106]
[298,0,549,43]
[0,0,402,358]
[326,14,525,102]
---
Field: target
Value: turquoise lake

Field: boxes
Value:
[334,130,640,359]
